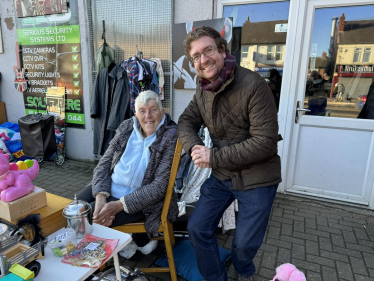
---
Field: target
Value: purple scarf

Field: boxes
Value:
[200,52,236,92]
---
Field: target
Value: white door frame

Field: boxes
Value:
[217,0,374,208]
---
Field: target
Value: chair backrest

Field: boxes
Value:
[160,139,183,223]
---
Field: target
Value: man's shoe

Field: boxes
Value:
[238,275,254,281]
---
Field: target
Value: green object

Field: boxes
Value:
[52,247,63,257]
[17,25,81,46]
[9,263,35,280]
[96,43,115,74]
[24,159,34,168]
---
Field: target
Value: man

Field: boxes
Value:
[177,26,281,281]
[336,83,345,101]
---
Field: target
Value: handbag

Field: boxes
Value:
[18,113,57,157]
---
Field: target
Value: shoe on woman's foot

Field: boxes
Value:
[138,240,158,255]
[119,240,138,259]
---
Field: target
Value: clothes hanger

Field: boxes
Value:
[101,20,107,56]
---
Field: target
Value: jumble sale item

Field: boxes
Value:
[0,150,39,202]
[0,235,43,278]
[62,195,93,238]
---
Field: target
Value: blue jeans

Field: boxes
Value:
[187,175,278,281]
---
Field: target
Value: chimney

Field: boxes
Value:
[339,13,345,31]
[322,51,327,59]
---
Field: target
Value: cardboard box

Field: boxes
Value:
[34,193,71,236]
[1,192,72,237]
[0,187,47,221]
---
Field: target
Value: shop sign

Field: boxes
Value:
[15,0,85,128]
[341,65,374,73]
[275,23,288,33]
[255,66,283,72]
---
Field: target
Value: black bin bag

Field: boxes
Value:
[18,114,57,157]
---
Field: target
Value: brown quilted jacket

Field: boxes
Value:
[177,65,281,190]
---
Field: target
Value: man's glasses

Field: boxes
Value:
[191,46,217,63]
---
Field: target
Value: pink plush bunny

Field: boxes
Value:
[271,263,306,281]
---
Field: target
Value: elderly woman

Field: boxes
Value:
[78,90,178,250]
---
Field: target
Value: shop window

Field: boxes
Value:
[223,1,290,112]
[353,47,362,63]
[267,45,275,61]
[363,47,372,63]
[306,7,374,120]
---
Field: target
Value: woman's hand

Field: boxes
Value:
[93,194,107,219]
[93,200,123,227]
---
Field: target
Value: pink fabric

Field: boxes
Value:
[0,132,10,141]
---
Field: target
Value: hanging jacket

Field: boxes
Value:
[96,43,115,74]
[91,64,132,154]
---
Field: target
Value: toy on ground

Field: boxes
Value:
[271,263,307,281]
[0,150,39,202]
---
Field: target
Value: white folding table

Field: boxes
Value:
[35,223,132,281]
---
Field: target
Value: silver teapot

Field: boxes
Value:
[62,195,93,238]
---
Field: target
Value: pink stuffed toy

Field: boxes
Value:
[271,263,306,281]
[0,150,39,202]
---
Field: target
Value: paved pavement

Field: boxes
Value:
[33,159,374,281]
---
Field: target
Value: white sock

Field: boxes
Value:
[138,240,158,255]
[119,240,138,259]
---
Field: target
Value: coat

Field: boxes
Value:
[177,65,281,190]
[91,64,132,154]
[91,113,179,235]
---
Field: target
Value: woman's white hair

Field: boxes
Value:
[135,91,163,112]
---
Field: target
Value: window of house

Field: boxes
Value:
[241,46,249,60]
[276,45,283,60]
[267,45,275,60]
[353,47,362,62]
[363,47,372,62]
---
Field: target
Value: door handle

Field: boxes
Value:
[295,101,311,123]
[296,108,311,112]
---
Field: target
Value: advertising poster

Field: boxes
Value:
[15,0,68,18]
[16,0,85,128]
[173,18,233,89]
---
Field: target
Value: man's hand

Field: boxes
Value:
[93,200,123,227]
[191,145,210,169]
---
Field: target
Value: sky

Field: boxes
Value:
[223,2,374,58]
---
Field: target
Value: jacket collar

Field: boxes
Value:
[108,66,126,80]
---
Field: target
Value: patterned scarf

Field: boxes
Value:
[200,52,236,92]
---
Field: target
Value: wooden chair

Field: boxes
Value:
[113,139,182,281]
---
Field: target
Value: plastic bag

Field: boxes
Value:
[62,233,119,268]
[48,228,77,258]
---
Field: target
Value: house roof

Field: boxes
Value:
[241,20,288,45]
[340,20,374,44]
[308,57,329,68]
